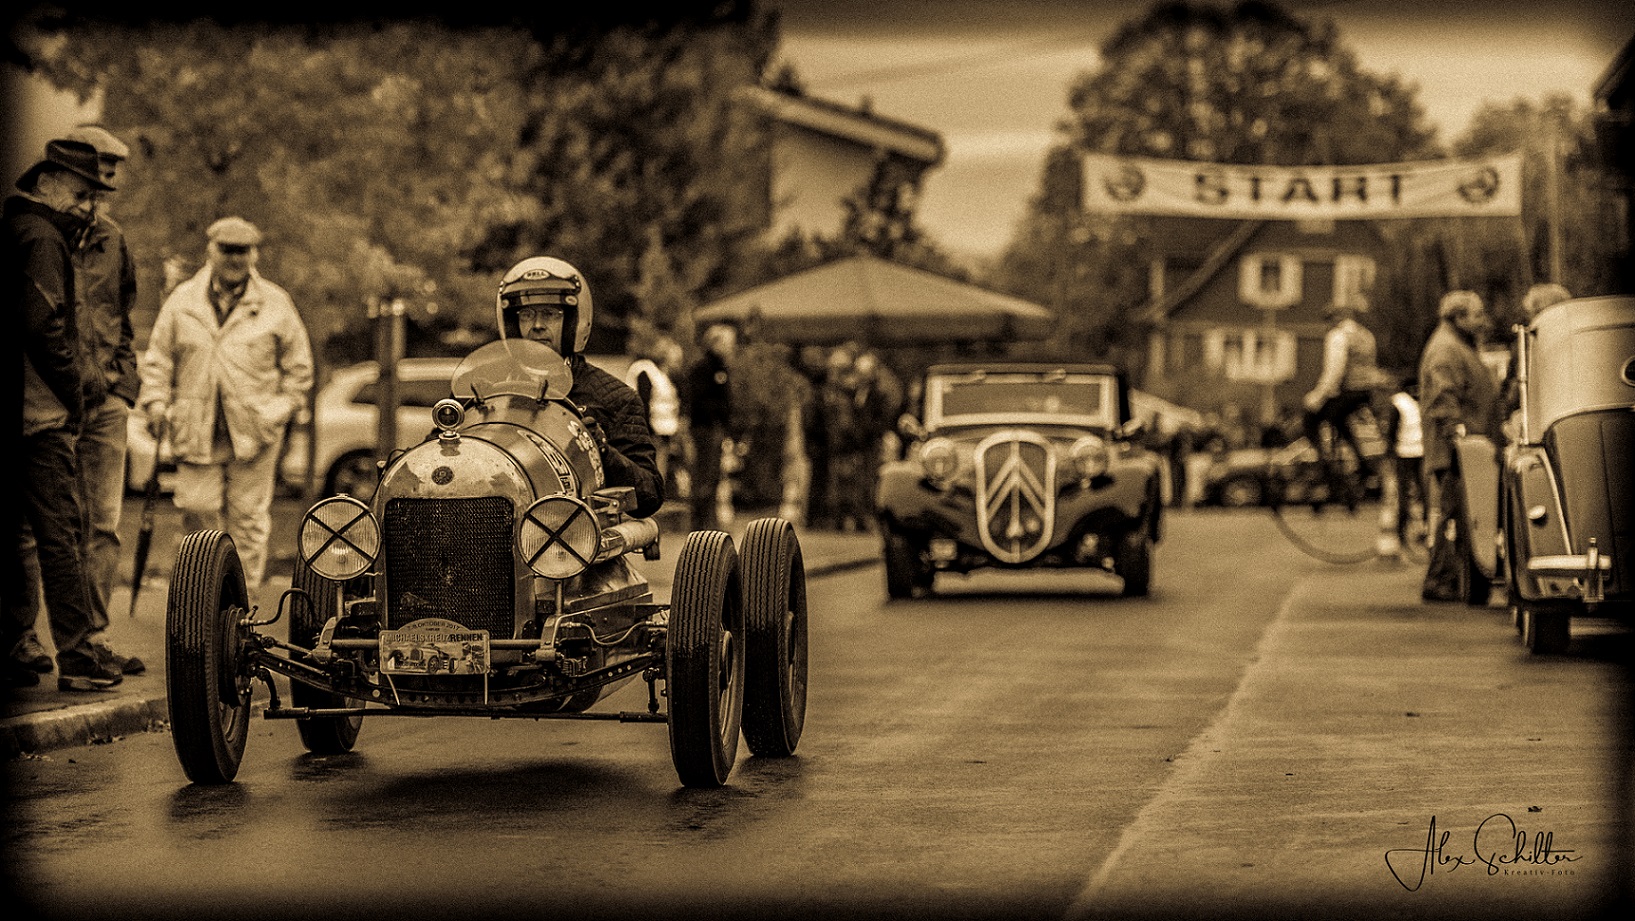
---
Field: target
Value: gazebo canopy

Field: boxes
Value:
[694,255,1055,345]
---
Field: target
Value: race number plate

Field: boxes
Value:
[379,617,490,676]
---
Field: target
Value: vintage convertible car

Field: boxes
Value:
[1461,295,1634,654]
[875,361,1163,598]
[163,339,808,788]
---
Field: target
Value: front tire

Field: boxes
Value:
[667,530,745,788]
[166,530,254,784]
[289,556,363,755]
[324,450,380,500]
[739,518,808,758]
[883,526,932,599]
[1114,527,1154,597]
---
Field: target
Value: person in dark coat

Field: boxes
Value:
[4,140,124,691]
[681,322,736,530]
[496,255,663,518]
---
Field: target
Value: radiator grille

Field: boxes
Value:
[973,431,1056,564]
[383,496,517,636]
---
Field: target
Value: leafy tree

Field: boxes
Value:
[994,0,1440,377]
[18,13,535,361]
[474,4,779,355]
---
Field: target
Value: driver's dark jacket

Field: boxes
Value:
[567,355,664,518]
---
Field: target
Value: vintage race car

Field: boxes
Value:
[163,339,808,788]
[1462,295,1634,654]
[875,361,1164,598]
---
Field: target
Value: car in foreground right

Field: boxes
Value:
[1485,295,1634,654]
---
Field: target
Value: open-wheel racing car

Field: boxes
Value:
[163,338,808,788]
[875,361,1164,598]
[1458,295,1634,653]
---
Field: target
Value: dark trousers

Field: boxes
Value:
[1422,466,1471,601]
[7,428,98,666]
[1393,454,1425,541]
[690,423,725,531]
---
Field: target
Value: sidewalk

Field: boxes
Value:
[1,510,881,758]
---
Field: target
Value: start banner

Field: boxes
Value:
[1081,153,1522,219]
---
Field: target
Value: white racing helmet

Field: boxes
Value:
[496,256,592,355]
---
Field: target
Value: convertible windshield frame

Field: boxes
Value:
[924,369,1117,429]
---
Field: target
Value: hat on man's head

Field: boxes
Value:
[59,125,129,162]
[15,139,116,193]
[207,216,262,247]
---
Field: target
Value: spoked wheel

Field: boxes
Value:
[289,555,363,755]
[883,526,932,599]
[739,518,808,758]
[166,530,255,784]
[1114,526,1154,597]
[667,530,745,788]
[1268,446,1379,565]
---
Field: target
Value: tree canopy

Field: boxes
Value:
[14,3,780,362]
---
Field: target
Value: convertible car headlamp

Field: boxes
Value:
[518,495,601,579]
[1069,435,1110,480]
[299,496,380,580]
[920,437,958,484]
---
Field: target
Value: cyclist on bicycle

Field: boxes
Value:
[1301,296,1379,509]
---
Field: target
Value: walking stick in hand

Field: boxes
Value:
[128,420,165,617]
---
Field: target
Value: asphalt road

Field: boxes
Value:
[4,509,1629,921]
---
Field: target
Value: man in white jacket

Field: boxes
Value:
[137,217,313,596]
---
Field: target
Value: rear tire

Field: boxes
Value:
[1522,606,1571,655]
[740,518,808,758]
[166,530,254,785]
[667,530,745,788]
[289,555,363,755]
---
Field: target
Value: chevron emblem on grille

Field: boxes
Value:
[974,430,1056,563]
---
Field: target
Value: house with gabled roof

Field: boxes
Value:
[1140,216,1387,427]
[733,84,946,245]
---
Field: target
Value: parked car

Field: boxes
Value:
[162,338,809,787]
[875,361,1164,598]
[1199,417,1386,508]
[1467,295,1634,654]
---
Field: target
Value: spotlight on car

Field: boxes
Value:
[518,495,601,579]
[299,496,380,580]
[919,437,958,485]
[1069,435,1110,481]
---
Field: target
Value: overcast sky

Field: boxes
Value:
[771,0,1634,262]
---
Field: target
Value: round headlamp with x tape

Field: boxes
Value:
[517,494,602,579]
[299,496,380,580]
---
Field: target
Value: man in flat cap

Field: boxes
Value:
[138,217,313,599]
[4,139,125,690]
[11,126,146,682]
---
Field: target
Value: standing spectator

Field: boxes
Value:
[625,336,684,504]
[795,344,834,529]
[820,345,872,532]
[1417,290,1499,603]
[1380,375,1426,552]
[13,126,145,680]
[682,322,736,531]
[849,348,899,530]
[4,139,124,690]
[1302,296,1380,508]
[137,217,314,598]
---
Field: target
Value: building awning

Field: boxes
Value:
[694,255,1055,345]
